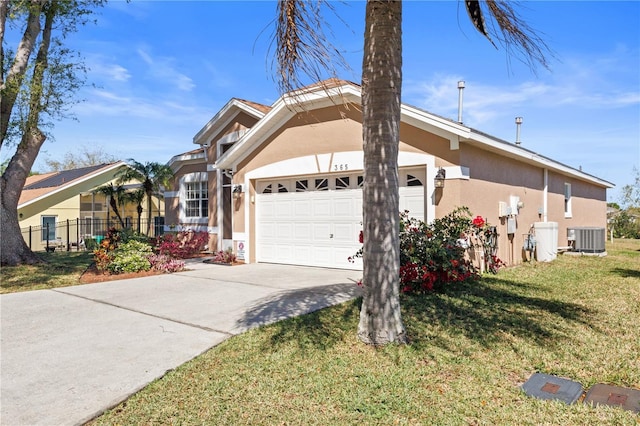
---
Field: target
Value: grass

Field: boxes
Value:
[89,239,640,425]
[0,251,94,294]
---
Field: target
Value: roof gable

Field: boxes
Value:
[213,79,612,189]
[193,98,270,145]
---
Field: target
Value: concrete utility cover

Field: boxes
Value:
[521,373,584,404]
[584,384,640,413]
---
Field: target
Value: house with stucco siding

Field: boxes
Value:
[164,79,612,269]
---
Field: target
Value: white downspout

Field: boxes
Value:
[216,143,224,252]
[543,168,548,222]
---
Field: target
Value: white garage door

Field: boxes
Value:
[256,169,426,269]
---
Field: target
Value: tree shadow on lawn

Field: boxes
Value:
[235,275,598,353]
[610,268,640,279]
[403,276,598,351]
[236,282,363,350]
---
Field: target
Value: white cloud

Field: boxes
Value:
[136,47,195,92]
[86,56,131,83]
[405,48,640,128]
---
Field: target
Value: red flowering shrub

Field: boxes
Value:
[350,207,505,295]
[213,248,237,264]
[152,231,208,259]
[472,216,486,228]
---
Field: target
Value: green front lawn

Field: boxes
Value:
[1,251,94,294]
[91,240,640,425]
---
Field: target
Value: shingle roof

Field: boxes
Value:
[234,98,272,114]
[24,164,112,190]
[19,162,124,206]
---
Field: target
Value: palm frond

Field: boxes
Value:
[273,0,350,95]
[473,0,553,72]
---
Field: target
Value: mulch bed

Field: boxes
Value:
[79,263,164,284]
[79,252,215,284]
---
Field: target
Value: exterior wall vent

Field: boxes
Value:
[568,227,606,253]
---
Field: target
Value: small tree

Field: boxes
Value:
[116,160,173,236]
[93,183,127,228]
[123,187,145,233]
[620,167,640,209]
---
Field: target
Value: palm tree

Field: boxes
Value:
[275,0,550,345]
[93,183,127,228]
[117,160,173,236]
[123,187,145,234]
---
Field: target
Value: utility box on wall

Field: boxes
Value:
[534,222,558,262]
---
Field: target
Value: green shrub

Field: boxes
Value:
[107,240,153,274]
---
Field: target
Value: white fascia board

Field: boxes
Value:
[467,130,614,188]
[167,152,206,170]
[215,84,362,170]
[18,162,127,209]
[193,99,266,145]
[401,104,470,143]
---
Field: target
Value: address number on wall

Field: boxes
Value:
[333,164,349,171]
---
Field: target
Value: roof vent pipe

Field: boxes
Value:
[515,116,523,145]
[457,81,465,124]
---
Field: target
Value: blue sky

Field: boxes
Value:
[9,1,640,203]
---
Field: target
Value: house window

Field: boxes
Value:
[335,176,350,190]
[407,174,423,186]
[564,183,572,218]
[41,216,56,241]
[315,178,328,191]
[185,181,208,217]
[295,180,308,192]
[357,176,364,187]
[262,183,288,193]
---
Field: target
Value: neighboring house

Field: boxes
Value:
[165,79,613,269]
[18,162,164,251]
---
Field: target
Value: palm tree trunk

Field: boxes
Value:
[357,0,407,345]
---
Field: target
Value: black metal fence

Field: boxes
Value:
[21,217,165,252]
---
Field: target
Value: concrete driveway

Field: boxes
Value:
[0,262,362,426]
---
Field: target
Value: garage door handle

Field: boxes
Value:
[329,234,334,239]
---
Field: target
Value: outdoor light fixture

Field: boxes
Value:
[434,168,446,188]
[232,184,243,199]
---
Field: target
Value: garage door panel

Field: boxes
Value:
[313,223,331,240]
[333,197,356,217]
[260,200,276,219]
[312,199,331,217]
[292,246,312,264]
[294,199,312,216]
[294,223,312,240]
[260,223,277,239]
[276,245,293,262]
[257,174,424,269]
[335,248,360,268]
[313,246,333,266]
[333,222,357,243]
[276,200,294,218]
[276,223,293,240]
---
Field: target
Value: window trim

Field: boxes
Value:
[564,183,572,218]
[41,215,57,242]
[179,172,209,223]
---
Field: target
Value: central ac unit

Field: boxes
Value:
[568,227,605,253]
